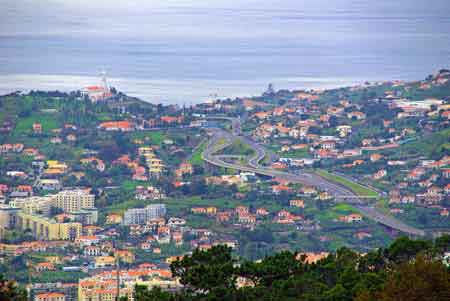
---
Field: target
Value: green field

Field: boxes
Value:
[131,131,167,145]
[281,148,311,158]
[218,139,255,157]
[315,169,379,198]
[13,113,60,136]
[190,140,207,166]
[396,128,450,159]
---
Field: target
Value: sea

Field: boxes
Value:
[0,0,449,104]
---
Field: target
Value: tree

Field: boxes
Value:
[133,237,450,301]
[385,236,432,263]
[134,285,173,301]
[239,251,303,287]
[358,256,450,301]
[170,245,236,296]
[0,275,27,301]
[434,234,450,254]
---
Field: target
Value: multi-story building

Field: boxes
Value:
[16,213,82,240]
[54,190,95,213]
[78,278,133,301]
[29,283,78,301]
[138,146,165,178]
[123,204,166,225]
[9,196,55,216]
[78,267,179,301]
[70,209,98,225]
[34,292,66,301]
[0,205,20,229]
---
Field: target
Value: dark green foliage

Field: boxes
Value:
[385,236,432,263]
[171,245,237,296]
[0,275,27,301]
[136,236,450,301]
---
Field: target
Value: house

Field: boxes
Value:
[370,153,383,162]
[238,213,256,224]
[33,123,43,134]
[401,195,415,204]
[35,292,66,301]
[235,206,249,215]
[327,106,345,116]
[389,190,401,204]
[66,134,77,142]
[290,199,305,208]
[106,213,122,225]
[161,116,183,124]
[355,231,372,240]
[318,191,333,201]
[205,207,217,216]
[84,246,101,257]
[274,210,302,224]
[427,186,442,196]
[256,208,269,216]
[291,144,309,150]
[141,242,152,250]
[175,162,194,178]
[281,145,291,152]
[191,207,207,214]
[98,121,134,131]
[115,250,135,264]
[336,125,352,137]
[373,169,387,180]
[321,140,336,150]
[407,168,426,181]
[82,85,112,101]
[339,214,362,223]
[6,171,27,178]
[253,111,270,120]
[319,114,330,123]
[35,262,56,272]
[271,162,288,169]
[95,256,115,268]
[272,185,291,194]
[296,252,329,264]
[75,236,101,247]
[135,186,165,200]
[301,186,317,195]
[347,111,366,120]
[216,211,232,223]
[172,231,183,245]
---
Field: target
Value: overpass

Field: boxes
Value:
[201,123,426,237]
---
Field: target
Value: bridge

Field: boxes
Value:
[201,117,426,237]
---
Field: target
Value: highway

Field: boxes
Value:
[201,118,426,237]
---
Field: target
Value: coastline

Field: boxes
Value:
[0,73,376,105]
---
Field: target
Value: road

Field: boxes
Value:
[201,118,425,237]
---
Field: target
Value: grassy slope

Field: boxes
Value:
[190,140,207,166]
[315,169,379,198]
[395,128,450,159]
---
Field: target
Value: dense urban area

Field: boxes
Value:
[0,69,449,300]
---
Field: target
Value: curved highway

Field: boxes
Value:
[201,120,425,237]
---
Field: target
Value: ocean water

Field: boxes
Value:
[0,0,449,104]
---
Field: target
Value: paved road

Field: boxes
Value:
[202,124,425,237]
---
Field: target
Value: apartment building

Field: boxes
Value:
[54,190,95,213]
[123,204,166,225]
[17,212,82,240]
[9,196,55,216]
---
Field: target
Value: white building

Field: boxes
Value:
[124,204,166,225]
